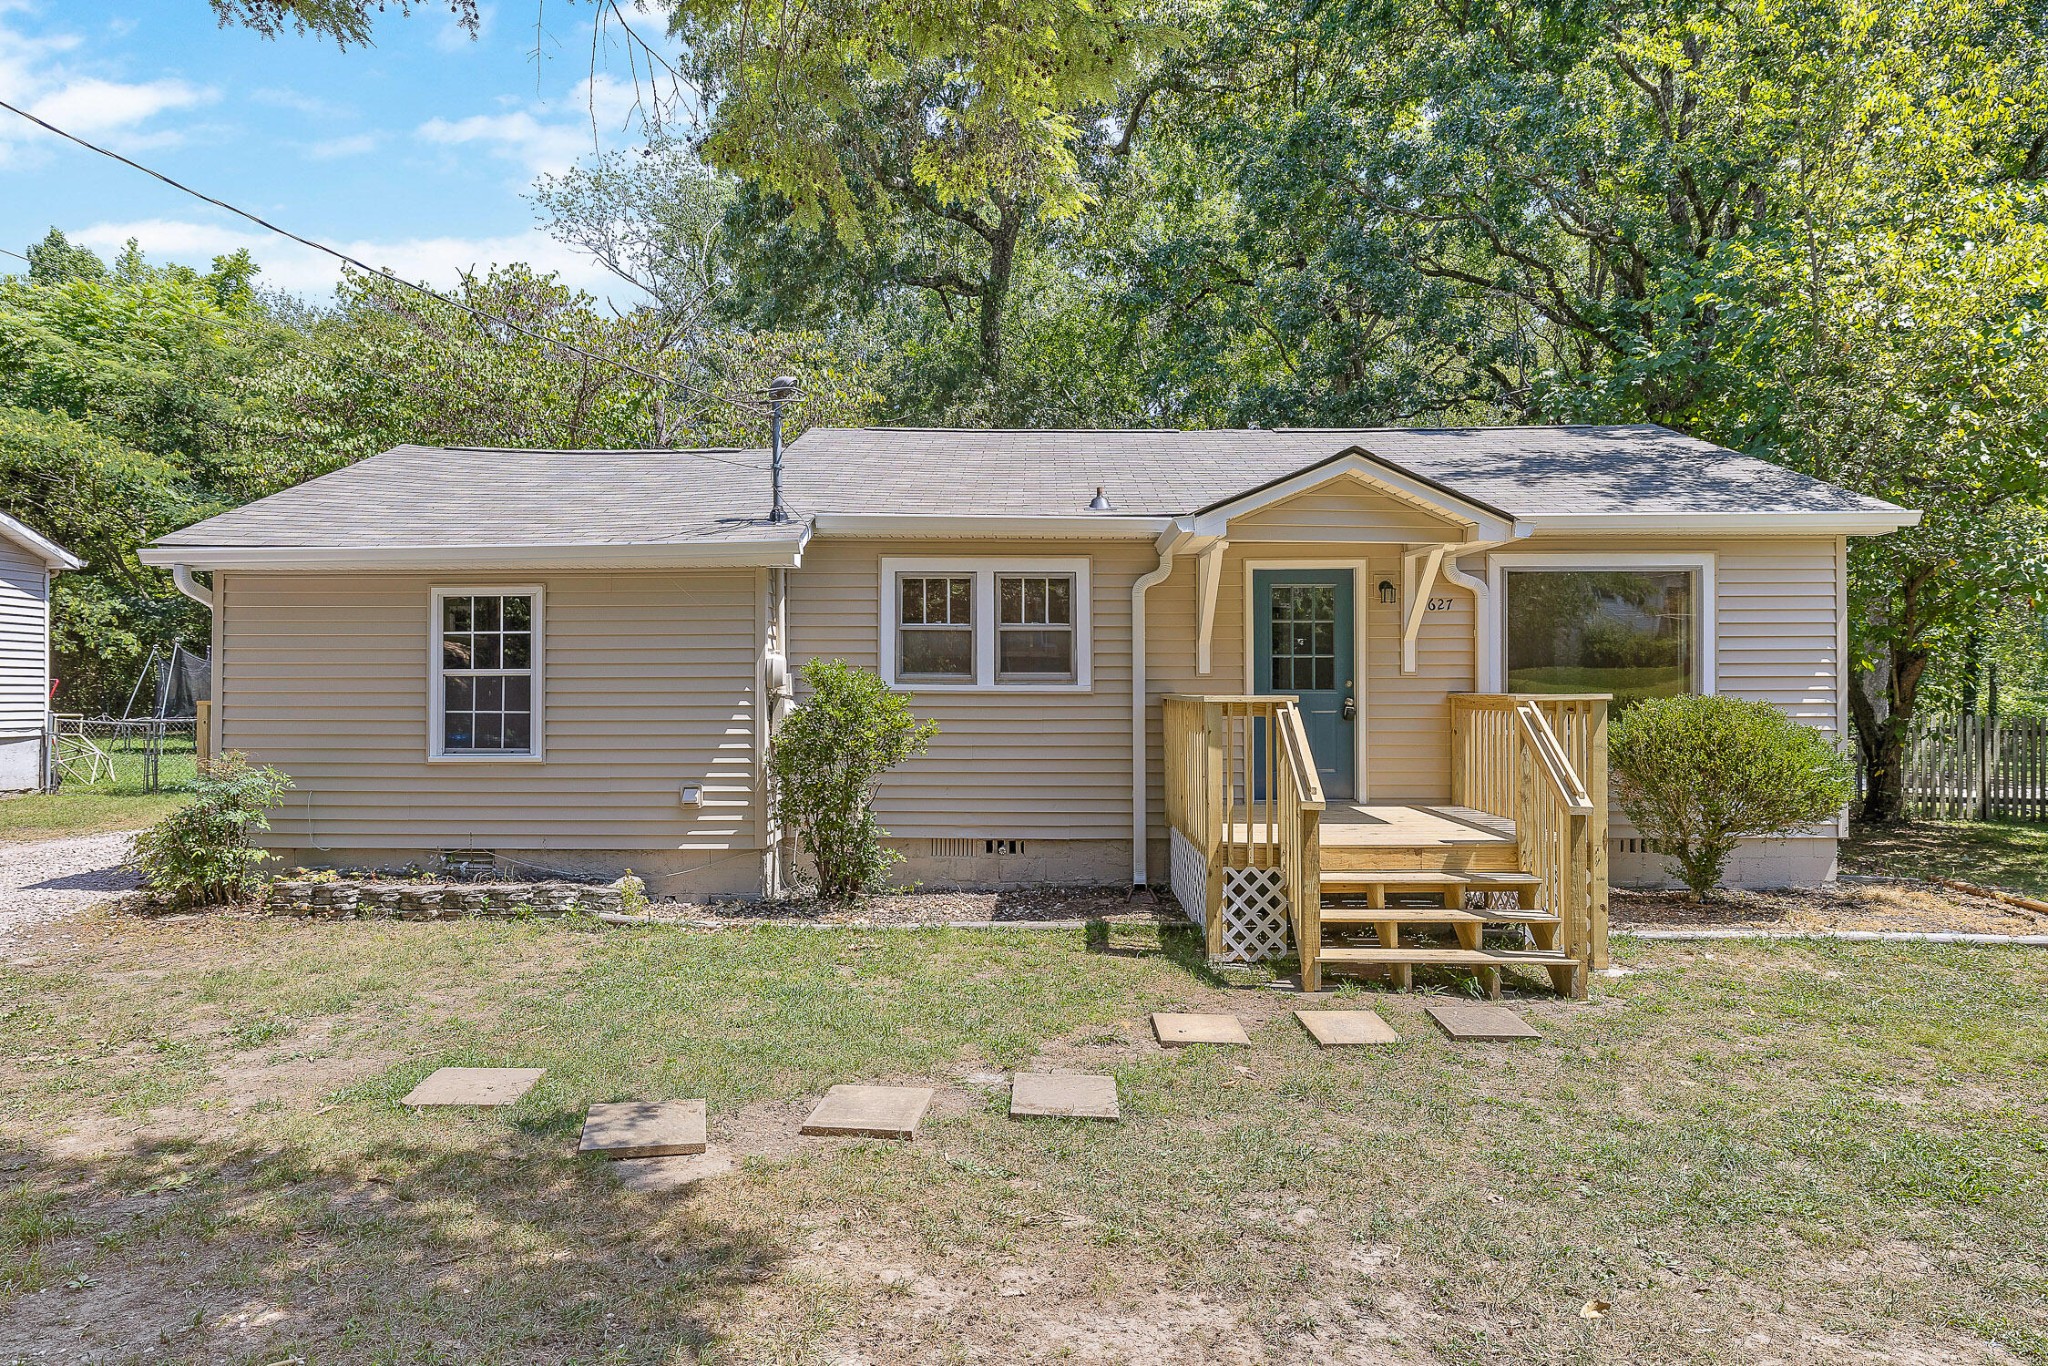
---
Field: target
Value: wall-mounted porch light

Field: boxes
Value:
[1378,579,1397,605]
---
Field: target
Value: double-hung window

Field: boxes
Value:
[432,587,542,758]
[881,558,1091,689]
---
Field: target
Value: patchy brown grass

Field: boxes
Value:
[0,908,2043,1364]
[1613,880,2048,935]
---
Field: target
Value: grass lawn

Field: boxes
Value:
[0,733,195,841]
[1,915,2043,1365]
[1843,818,2048,899]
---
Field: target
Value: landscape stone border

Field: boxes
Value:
[263,879,626,919]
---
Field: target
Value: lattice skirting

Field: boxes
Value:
[1169,828,1207,928]
[1220,866,1291,964]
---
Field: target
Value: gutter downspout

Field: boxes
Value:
[1131,527,1193,888]
[1439,544,1501,691]
[171,564,214,610]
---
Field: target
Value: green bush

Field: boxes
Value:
[130,753,294,907]
[1609,694,1855,899]
[768,658,936,901]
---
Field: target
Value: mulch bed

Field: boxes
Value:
[1612,879,2048,937]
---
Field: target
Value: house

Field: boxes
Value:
[0,511,82,793]
[139,426,1917,993]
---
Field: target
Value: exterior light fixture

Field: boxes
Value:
[1378,579,1397,604]
[1087,487,1115,511]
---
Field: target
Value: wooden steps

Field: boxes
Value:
[1319,945,1580,999]
[1320,905,1559,928]
[1319,870,1540,893]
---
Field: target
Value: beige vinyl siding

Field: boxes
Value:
[787,537,1153,839]
[0,538,50,737]
[219,570,763,852]
[1227,477,1467,543]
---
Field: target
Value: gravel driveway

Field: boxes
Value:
[0,830,142,943]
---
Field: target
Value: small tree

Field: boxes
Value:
[768,659,937,901]
[130,754,294,907]
[1609,695,1855,899]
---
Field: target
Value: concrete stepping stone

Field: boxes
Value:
[1009,1072,1119,1121]
[1425,1005,1541,1041]
[579,1101,707,1159]
[1151,1012,1251,1047]
[612,1150,735,1193]
[401,1066,545,1107]
[1295,1010,1398,1047]
[800,1084,934,1140]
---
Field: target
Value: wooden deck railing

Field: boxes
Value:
[1162,695,1326,986]
[1449,694,1610,984]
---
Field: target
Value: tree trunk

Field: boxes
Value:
[976,206,1020,380]
[1849,637,1929,825]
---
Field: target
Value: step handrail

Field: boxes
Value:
[1513,701,1594,815]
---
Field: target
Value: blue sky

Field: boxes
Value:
[0,1,676,304]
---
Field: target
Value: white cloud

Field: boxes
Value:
[306,131,380,160]
[415,73,655,182]
[67,216,648,306]
[0,13,218,166]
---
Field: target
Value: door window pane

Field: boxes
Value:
[1504,570,1694,708]
[1267,583,1339,693]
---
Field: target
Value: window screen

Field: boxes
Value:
[996,573,1075,680]
[897,574,975,679]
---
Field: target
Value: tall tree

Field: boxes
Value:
[207,0,477,46]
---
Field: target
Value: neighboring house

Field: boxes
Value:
[0,512,82,793]
[140,427,1917,991]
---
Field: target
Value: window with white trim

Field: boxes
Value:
[996,573,1075,681]
[433,588,541,757]
[896,574,975,680]
[880,558,1092,689]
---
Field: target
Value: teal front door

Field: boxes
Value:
[1253,569,1357,800]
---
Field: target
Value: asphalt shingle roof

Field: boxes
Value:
[152,425,1908,552]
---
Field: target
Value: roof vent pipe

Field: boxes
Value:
[1087,487,1114,511]
[766,375,799,524]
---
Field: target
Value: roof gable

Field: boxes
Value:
[0,511,81,570]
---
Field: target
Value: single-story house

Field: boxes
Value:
[0,511,82,793]
[140,426,1917,992]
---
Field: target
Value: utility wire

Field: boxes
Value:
[0,96,771,420]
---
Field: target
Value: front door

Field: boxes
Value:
[1253,569,1357,800]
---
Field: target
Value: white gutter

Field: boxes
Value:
[1519,510,1920,536]
[811,512,1172,538]
[1438,543,1503,691]
[171,564,214,610]
[138,536,810,571]
[1130,528,1194,888]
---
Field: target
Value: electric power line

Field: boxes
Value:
[0,96,773,424]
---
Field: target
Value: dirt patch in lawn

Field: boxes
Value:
[1612,879,2047,935]
[691,884,1149,925]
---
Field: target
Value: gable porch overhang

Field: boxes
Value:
[1160,448,1529,678]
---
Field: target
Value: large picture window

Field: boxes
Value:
[1503,568,1698,708]
[879,558,1092,689]
[432,587,542,758]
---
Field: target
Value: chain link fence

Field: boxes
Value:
[52,715,199,793]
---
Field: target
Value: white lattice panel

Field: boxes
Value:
[1463,889,1524,913]
[1169,828,1207,928]
[1220,866,1291,964]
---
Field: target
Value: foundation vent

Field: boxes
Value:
[926,839,977,859]
[439,849,497,879]
[1611,838,1667,856]
[985,839,1024,856]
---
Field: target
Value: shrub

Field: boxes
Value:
[768,658,937,901]
[1609,694,1855,899]
[130,753,294,907]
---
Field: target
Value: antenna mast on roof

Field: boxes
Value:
[767,376,799,524]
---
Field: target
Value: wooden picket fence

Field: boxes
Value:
[1893,715,2048,821]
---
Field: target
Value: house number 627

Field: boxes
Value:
[1426,596,1454,611]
